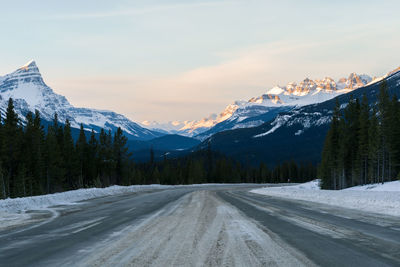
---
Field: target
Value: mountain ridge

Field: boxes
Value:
[0,61,163,140]
[145,71,376,138]
[198,66,400,166]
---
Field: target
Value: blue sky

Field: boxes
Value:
[0,0,400,122]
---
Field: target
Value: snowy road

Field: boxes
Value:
[1,185,399,266]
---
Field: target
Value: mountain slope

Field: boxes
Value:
[146,72,373,138]
[0,61,163,140]
[193,72,372,139]
[200,67,400,166]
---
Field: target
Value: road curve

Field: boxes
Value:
[0,185,399,266]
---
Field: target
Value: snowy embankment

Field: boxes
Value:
[0,185,171,229]
[251,180,400,217]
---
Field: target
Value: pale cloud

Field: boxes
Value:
[50,33,400,123]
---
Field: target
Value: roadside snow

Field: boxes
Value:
[251,180,400,217]
[0,185,171,230]
[0,185,171,214]
[285,180,321,190]
[344,180,400,192]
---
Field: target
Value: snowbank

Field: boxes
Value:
[283,180,321,190]
[251,180,400,217]
[344,180,400,192]
[0,185,171,214]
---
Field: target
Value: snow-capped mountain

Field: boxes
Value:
[140,120,184,134]
[199,66,400,165]
[0,60,163,140]
[145,72,373,138]
[189,72,372,139]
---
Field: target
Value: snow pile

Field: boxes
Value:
[251,180,400,217]
[287,179,321,190]
[0,185,171,214]
[344,180,400,191]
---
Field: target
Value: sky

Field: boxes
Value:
[0,0,400,123]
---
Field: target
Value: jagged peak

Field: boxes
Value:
[19,60,37,71]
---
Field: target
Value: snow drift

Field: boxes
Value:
[251,180,400,217]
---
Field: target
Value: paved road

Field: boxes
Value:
[218,190,400,267]
[1,185,399,266]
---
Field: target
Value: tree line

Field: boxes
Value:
[319,81,400,189]
[0,97,315,199]
[137,148,316,185]
[0,98,133,198]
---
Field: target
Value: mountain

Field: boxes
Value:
[140,120,184,135]
[128,134,200,152]
[145,72,373,139]
[191,72,372,139]
[128,134,200,162]
[0,60,163,140]
[199,67,400,166]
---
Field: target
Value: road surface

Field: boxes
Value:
[1,185,399,266]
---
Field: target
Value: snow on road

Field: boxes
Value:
[251,180,400,217]
[66,191,312,267]
[0,185,171,231]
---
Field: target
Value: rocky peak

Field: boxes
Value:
[1,60,44,90]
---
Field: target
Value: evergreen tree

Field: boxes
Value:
[368,107,379,184]
[2,98,22,197]
[76,124,87,187]
[62,119,77,189]
[113,127,129,185]
[377,81,391,183]
[45,114,64,193]
[87,130,98,186]
[358,94,369,185]
[320,99,341,189]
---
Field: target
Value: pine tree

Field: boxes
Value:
[87,130,98,186]
[377,81,391,183]
[45,114,64,193]
[368,107,379,184]
[320,99,341,189]
[358,94,369,185]
[113,127,129,185]
[62,119,77,189]
[3,98,22,197]
[390,95,400,178]
[32,110,45,195]
[76,124,87,187]
[0,160,5,199]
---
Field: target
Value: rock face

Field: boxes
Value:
[0,61,162,140]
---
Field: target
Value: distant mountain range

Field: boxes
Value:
[0,61,163,140]
[198,67,400,166]
[2,60,399,166]
[143,72,376,139]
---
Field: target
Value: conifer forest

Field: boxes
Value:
[319,81,400,189]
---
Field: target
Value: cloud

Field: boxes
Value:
[50,32,400,122]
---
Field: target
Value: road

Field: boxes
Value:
[0,185,399,266]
